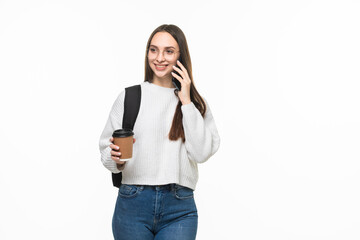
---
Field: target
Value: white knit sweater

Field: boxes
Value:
[98,81,220,190]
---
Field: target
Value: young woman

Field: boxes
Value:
[99,24,220,240]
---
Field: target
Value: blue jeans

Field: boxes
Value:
[112,183,198,240]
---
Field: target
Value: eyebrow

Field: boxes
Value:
[149,45,176,49]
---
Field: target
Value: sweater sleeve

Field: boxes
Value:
[181,98,221,163]
[98,90,125,173]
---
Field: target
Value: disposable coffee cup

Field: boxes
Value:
[112,129,134,162]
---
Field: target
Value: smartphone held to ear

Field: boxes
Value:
[172,56,182,91]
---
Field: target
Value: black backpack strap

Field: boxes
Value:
[112,84,141,188]
[122,85,142,130]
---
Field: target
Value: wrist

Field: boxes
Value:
[116,163,126,170]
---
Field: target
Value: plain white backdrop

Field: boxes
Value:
[0,0,359,239]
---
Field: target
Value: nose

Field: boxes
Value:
[156,51,165,62]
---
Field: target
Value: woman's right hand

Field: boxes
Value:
[109,137,136,165]
[110,137,126,165]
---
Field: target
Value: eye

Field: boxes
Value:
[150,48,156,52]
[166,50,174,54]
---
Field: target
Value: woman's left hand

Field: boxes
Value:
[171,60,192,105]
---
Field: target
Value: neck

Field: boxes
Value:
[151,75,174,88]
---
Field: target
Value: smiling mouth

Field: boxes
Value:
[155,64,168,70]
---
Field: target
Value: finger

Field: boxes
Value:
[111,150,121,157]
[110,144,120,150]
[112,156,125,164]
[176,60,191,83]
[171,71,184,84]
[172,65,185,79]
[173,65,191,84]
[176,60,188,74]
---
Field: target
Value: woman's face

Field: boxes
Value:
[148,31,180,81]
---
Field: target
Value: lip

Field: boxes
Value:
[155,64,168,71]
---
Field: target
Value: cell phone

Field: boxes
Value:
[172,56,182,91]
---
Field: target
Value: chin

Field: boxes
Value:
[156,73,170,79]
[152,68,169,76]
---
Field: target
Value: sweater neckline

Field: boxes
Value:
[144,81,176,91]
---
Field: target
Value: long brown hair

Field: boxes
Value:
[144,24,206,143]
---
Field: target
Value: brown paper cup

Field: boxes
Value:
[112,129,134,161]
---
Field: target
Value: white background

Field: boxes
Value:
[0,0,359,239]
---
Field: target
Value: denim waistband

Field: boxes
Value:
[132,183,179,191]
